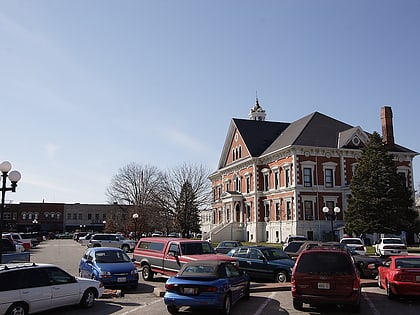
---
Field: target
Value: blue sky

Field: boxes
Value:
[1,0,419,204]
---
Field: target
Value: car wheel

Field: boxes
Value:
[274,270,288,283]
[142,264,154,281]
[377,274,383,289]
[80,288,96,308]
[6,302,28,315]
[122,244,130,252]
[243,283,250,300]
[292,299,303,311]
[220,293,231,315]
[386,281,396,300]
[347,303,360,313]
[167,305,180,314]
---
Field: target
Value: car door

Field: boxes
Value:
[225,263,247,303]
[246,248,270,280]
[80,249,96,279]
[21,268,52,313]
[46,266,81,306]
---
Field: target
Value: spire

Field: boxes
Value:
[248,97,266,121]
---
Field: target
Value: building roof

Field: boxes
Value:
[217,110,417,170]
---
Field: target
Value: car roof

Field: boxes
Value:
[88,247,125,252]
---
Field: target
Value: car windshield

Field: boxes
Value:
[95,250,131,263]
[180,264,217,276]
[395,258,420,268]
[219,242,239,248]
[261,248,290,260]
[180,242,214,255]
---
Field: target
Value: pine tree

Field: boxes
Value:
[175,181,201,238]
[345,132,416,235]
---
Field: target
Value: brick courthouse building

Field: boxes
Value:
[203,103,417,243]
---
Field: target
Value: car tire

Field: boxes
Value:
[6,302,28,315]
[220,293,232,315]
[348,303,360,313]
[243,283,250,300]
[292,300,303,311]
[167,305,180,314]
[142,264,154,281]
[377,274,383,289]
[80,288,96,308]
[274,270,288,283]
[386,281,396,300]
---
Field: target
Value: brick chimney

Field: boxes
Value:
[380,106,395,148]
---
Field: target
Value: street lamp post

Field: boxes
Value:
[132,213,139,240]
[322,206,341,241]
[0,161,22,264]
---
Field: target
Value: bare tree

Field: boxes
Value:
[159,163,212,235]
[106,163,162,236]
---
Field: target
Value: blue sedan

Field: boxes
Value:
[164,260,250,315]
[79,247,139,289]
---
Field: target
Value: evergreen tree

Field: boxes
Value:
[175,181,201,238]
[345,132,416,235]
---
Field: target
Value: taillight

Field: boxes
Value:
[165,283,176,290]
[198,286,218,292]
[353,278,360,291]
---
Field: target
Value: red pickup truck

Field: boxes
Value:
[133,237,237,281]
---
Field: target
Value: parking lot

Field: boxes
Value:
[28,239,420,315]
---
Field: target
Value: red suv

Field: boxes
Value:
[291,246,361,313]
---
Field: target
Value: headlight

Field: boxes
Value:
[131,269,138,275]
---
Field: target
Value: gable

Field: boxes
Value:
[218,118,289,169]
[337,126,369,149]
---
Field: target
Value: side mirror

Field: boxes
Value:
[168,250,178,257]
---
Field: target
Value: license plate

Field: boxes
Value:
[117,277,127,283]
[183,287,196,294]
[318,282,330,289]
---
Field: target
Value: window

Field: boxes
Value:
[285,169,291,187]
[274,170,280,189]
[66,213,71,220]
[263,173,269,191]
[245,204,251,221]
[286,201,292,220]
[275,202,281,220]
[303,168,312,187]
[246,176,251,193]
[264,203,270,220]
[88,213,92,220]
[72,213,77,220]
[78,213,83,220]
[304,201,313,220]
[325,168,333,188]
[234,176,241,192]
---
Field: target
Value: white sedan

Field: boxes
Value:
[374,238,408,257]
[0,263,104,315]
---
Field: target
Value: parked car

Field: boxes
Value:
[374,237,408,257]
[79,247,139,289]
[284,235,307,247]
[164,260,250,315]
[377,255,420,299]
[345,245,382,279]
[87,233,137,252]
[215,241,243,254]
[0,262,104,315]
[2,233,32,251]
[226,246,295,283]
[340,237,366,255]
[291,245,361,312]
[78,233,93,246]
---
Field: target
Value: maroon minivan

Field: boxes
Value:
[291,246,361,313]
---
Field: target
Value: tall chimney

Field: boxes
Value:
[380,106,395,148]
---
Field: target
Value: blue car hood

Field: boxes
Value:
[95,262,136,272]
